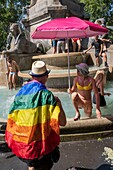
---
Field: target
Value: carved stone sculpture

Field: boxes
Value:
[3,23,37,55]
[28,0,37,8]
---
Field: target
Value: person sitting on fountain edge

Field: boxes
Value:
[93,70,111,107]
[67,63,102,120]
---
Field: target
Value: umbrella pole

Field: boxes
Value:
[67,37,71,89]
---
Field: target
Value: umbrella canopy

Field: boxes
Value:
[32,17,108,39]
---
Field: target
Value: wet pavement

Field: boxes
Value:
[1,137,113,170]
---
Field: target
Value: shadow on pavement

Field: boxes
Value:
[66,167,92,170]
[0,142,11,153]
[67,164,113,170]
[96,164,113,170]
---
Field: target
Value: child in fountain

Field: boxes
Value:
[67,63,102,120]
[93,70,111,106]
[6,55,20,90]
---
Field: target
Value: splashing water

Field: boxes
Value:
[0,87,18,119]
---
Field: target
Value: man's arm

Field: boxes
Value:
[83,44,93,54]
[14,61,20,72]
[55,96,66,126]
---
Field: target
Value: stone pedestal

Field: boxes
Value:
[28,0,85,43]
[0,58,8,86]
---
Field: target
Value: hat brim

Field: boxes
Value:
[76,65,89,75]
[29,69,51,77]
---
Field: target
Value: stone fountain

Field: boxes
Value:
[0,0,113,145]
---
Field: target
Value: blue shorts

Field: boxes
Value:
[52,40,57,47]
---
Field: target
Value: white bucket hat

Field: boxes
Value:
[29,61,50,77]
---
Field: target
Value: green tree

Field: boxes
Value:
[80,0,113,25]
[0,0,30,51]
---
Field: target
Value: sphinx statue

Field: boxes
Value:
[28,0,37,8]
[3,23,38,55]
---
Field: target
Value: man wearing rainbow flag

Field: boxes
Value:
[5,60,66,170]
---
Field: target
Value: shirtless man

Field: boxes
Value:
[68,63,101,120]
[6,56,20,90]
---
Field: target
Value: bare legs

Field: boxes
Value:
[77,40,81,52]
[52,46,57,54]
[72,42,77,52]
[96,52,108,67]
[72,39,81,52]
[102,52,108,67]
[96,57,100,67]
[8,73,17,90]
[28,167,35,170]
[8,74,13,89]
[57,41,65,53]
[71,92,81,120]
[71,92,92,120]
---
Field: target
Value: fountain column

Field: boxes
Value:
[28,0,85,42]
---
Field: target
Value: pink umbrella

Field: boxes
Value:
[32,17,108,88]
[32,17,108,39]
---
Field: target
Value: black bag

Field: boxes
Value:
[51,146,60,163]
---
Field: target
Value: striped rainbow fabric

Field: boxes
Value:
[5,80,60,159]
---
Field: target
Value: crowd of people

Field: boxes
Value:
[52,34,111,67]
[51,38,82,54]
[51,18,111,68]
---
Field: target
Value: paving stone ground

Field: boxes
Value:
[0,137,113,170]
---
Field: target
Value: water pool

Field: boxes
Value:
[0,81,113,120]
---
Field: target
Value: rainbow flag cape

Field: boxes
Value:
[5,80,60,159]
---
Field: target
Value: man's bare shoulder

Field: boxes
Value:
[12,60,17,64]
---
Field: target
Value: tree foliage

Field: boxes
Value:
[80,0,113,39]
[80,0,113,25]
[0,0,30,51]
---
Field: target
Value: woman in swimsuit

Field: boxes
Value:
[6,55,20,90]
[68,63,101,121]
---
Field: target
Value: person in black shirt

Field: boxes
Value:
[84,35,108,67]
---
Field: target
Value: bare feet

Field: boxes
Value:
[96,109,102,119]
[97,114,102,119]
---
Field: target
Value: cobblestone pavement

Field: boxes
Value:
[1,137,113,170]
